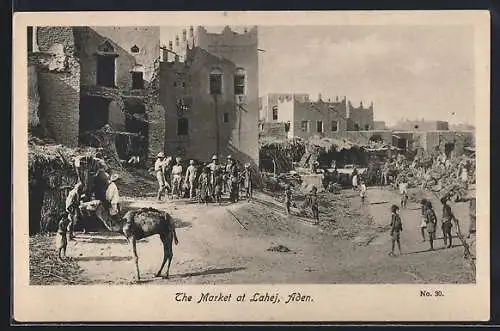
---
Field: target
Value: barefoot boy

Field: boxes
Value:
[55,217,70,260]
[389,204,403,256]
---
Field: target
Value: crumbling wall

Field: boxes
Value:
[32,27,80,147]
[28,64,40,129]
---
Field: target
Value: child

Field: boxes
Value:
[284,184,293,215]
[399,176,408,208]
[55,217,70,260]
[419,200,427,242]
[440,196,454,248]
[423,199,438,251]
[303,186,320,225]
[359,180,367,205]
[389,204,403,256]
[198,166,210,206]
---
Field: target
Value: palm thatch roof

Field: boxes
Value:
[306,136,359,153]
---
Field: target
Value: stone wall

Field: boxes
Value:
[32,27,80,146]
[28,64,40,129]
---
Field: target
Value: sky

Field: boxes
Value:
[161,25,475,126]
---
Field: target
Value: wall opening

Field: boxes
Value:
[234,68,246,95]
[131,71,144,89]
[354,123,360,131]
[116,100,148,162]
[364,124,370,130]
[444,142,455,159]
[209,68,223,95]
[223,112,229,123]
[79,96,111,142]
[272,106,278,121]
[317,120,323,133]
[301,120,308,132]
[285,121,290,132]
[96,55,116,87]
[177,118,189,135]
[331,120,338,132]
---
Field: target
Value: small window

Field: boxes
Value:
[331,120,338,132]
[177,118,189,135]
[131,45,140,54]
[301,120,308,132]
[223,113,229,123]
[131,71,144,89]
[317,121,323,133]
[174,82,177,87]
[182,82,186,88]
[364,124,370,130]
[209,68,223,95]
[354,124,360,131]
[234,68,246,95]
[272,106,278,121]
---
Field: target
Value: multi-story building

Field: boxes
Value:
[259,93,310,123]
[27,26,166,161]
[159,26,259,165]
[346,100,374,131]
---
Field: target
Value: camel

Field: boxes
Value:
[79,200,179,281]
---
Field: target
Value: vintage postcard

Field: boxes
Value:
[12,11,490,322]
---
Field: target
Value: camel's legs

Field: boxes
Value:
[165,232,174,279]
[130,237,140,281]
[156,233,169,277]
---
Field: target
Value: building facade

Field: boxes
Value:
[346,100,374,131]
[393,119,449,131]
[28,26,166,161]
[159,26,259,166]
[259,93,310,123]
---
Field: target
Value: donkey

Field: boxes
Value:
[79,200,179,281]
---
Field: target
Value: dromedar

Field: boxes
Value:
[79,200,179,281]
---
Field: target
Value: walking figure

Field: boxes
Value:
[184,160,197,199]
[154,152,169,200]
[241,163,253,201]
[284,184,294,214]
[171,157,183,198]
[198,166,210,205]
[440,196,454,248]
[302,186,320,225]
[399,176,408,208]
[389,204,403,257]
[359,179,367,206]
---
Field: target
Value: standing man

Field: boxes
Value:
[154,152,168,200]
[184,160,198,199]
[224,155,234,196]
[65,181,84,241]
[105,174,121,220]
[209,155,223,204]
[93,159,110,203]
[171,157,183,198]
[422,199,438,251]
[242,163,253,201]
[399,176,409,208]
[440,196,454,249]
[226,157,240,203]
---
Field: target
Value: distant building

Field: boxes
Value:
[393,130,474,157]
[160,26,259,166]
[259,93,310,123]
[373,121,387,130]
[393,119,449,131]
[346,100,374,131]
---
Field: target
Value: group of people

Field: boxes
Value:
[154,152,254,205]
[389,193,476,257]
[56,158,122,260]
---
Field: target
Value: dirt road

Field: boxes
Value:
[60,186,474,285]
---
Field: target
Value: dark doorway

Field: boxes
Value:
[79,96,111,140]
[354,124,360,131]
[97,55,116,87]
[131,71,144,89]
[444,142,455,159]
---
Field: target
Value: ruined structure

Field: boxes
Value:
[28,26,165,162]
[159,26,259,166]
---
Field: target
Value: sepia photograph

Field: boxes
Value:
[13,11,490,322]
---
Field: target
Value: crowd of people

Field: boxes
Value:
[153,153,254,205]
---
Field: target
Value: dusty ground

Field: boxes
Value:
[29,172,475,285]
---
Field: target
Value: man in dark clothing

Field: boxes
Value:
[303,186,319,225]
[440,196,454,248]
[93,164,110,203]
[422,199,438,251]
[389,204,403,256]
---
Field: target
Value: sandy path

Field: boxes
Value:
[65,188,474,285]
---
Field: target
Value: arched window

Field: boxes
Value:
[209,68,223,95]
[96,40,118,87]
[234,68,246,95]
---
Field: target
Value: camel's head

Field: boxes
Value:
[79,200,123,232]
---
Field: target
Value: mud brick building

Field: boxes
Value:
[159,26,259,165]
[28,26,166,161]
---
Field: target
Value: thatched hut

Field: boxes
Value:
[259,136,306,174]
[300,137,366,169]
[28,138,107,234]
